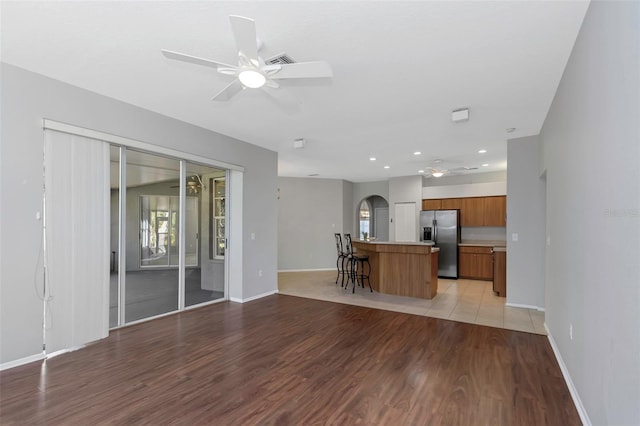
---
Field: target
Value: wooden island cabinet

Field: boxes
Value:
[351,240,439,299]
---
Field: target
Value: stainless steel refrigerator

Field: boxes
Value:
[420,210,460,278]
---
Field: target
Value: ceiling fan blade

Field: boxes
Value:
[161,49,236,70]
[270,61,333,80]
[212,79,244,101]
[229,15,260,67]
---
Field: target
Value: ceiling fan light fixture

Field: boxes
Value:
[238,69,266,88]
[432,171,444,178]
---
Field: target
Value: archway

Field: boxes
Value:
[356,195,389,241]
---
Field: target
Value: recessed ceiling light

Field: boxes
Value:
[506,128,516,133]
[369,157,376,161]
[418,170,425,173]
[414,151,422,156]
[478,149,487,154]
[432,172,444,178]
[384,165,390,169]
[482,163,489,167]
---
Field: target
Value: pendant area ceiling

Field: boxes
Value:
[1,1,589,182]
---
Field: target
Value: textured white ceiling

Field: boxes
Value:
[1,1,589,182]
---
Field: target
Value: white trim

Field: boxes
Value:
[278,268,335,272]
[183,297,228,311]
[228,170,243,301]
[46,345,86,359]
[42,119,244,172]
[0,353,46,371]
[545,323,592,426]
[505,302,545,311]
[229,290,277,304]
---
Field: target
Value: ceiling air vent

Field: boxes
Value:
[265,53,296,65]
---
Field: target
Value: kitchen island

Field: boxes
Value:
[351,240,439,299]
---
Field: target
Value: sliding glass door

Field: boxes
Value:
[109,148,228,327]
[124,150,180,322]
[185,162,226,308]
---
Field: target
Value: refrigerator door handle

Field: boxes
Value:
[433,219,438,243]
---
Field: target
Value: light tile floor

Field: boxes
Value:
[278,270,546,335]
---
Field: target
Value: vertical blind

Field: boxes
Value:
[44,130,110,354]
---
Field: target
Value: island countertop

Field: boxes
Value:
[354,239,434,247]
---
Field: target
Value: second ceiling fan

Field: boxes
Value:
[161,15,333,101]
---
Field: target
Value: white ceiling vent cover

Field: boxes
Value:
[452,108,470,123]
[265,53,296,65]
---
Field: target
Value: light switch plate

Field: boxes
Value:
[512,233,519,242]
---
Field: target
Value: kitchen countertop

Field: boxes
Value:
[492,247,507,252]
[458,240,506,248]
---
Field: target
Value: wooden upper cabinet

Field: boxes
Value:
[422,199,442,210]
[484,196,506,226]
[441,198,462,209]
[422,195,506,227]
[461,197,485,226]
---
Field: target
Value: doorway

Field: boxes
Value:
[356,195,389,241]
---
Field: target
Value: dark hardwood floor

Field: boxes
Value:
[0,295,580,425]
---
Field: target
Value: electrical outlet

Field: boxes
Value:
[569,323,573,340]
[512,233,519,242]
[258,269,263,277]
[251,233,256,240]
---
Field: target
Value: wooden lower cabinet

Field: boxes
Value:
[493,250,506,297]
[459,246,493,280]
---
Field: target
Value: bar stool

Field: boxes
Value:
[343,234,373,293]
[334,233,349,286]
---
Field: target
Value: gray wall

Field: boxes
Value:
[540,2,639,424]
[342,180,354,236]
[0,63,278,365]
[506,136,545,309]
[277,177,344,270]
[389,176,423,241]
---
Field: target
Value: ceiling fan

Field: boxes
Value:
[161,15,333,101]
[170,175,206,195]
[424,166,478,178]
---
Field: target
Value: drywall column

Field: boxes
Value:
[506,135,545,309]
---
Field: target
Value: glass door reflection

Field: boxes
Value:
[125,150,179,322]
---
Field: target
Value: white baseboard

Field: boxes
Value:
[278,268,335,272]
[0,352,45,371]
[505,302,545,311]
[544,323,591,426]
[229,290,277,304]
